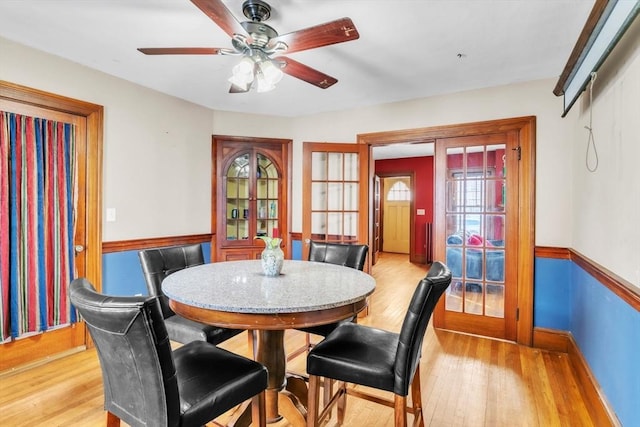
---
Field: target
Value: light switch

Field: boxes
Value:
[416,209,426,216]
[106,208,117,222]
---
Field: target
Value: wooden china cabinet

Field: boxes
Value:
[212,135,290,261]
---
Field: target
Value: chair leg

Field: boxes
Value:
[286,332,313,362]
[393,395,408,427]
[305,332,312,352]
[307,374,321,427]
[337,382,347,425]
[251,391,266,427]
[322,377,334,413]
[410,367,424,427]
[106,411,120,427]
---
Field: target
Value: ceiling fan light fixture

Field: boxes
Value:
[227,75,250,91]
[228,56,255,89]
[229,49,282,93]
[258,59,283,85]
[232,56,255,76]
[255,73,276,93]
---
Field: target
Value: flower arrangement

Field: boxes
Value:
[254,236,282,249]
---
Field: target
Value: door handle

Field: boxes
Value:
[74,245,85,253]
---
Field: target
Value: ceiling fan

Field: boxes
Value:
[138,0,360,93]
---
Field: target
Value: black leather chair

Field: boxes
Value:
[307,240,369,270]
[287,241,369,362]
[69,278,268,427]
[138,244,245,346]
[306,261,452,427]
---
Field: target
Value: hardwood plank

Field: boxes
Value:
[0,252,600,426]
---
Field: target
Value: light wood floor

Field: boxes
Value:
[0,252,596,426]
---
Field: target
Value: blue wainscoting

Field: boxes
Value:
[569,264,639,427]
[533,257,571,330]
[102,249,148,296]
[291,239,303,260]
[534,256,640,427]
[102,243,212,296]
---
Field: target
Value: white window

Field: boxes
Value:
[387,181,411,201]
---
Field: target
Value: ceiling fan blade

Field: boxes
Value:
[270,17,359,55]
[138,47,224,55]
[278,57,338,89]
[190,0,246,38]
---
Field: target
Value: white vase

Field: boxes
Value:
[261,246,284,276]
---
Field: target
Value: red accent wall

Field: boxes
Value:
[375,156,434,258]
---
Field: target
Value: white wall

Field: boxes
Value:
[3,32,637,289]
[1,37,214,241]
[212,110,292,139]
[287,78,575,247]
[569,17,640,288]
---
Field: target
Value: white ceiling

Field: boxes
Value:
[0,0,593,118]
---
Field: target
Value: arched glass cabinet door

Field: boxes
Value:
[256,153,280,238]
[224,151,281,242]
[214,134,290,261]
[225,153,250,241]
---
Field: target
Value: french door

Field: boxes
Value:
[434,132,519,340]
[301,142,369,264]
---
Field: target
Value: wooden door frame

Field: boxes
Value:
[376,172,417,262]
[358,116,535,346]
[0,80,103,368]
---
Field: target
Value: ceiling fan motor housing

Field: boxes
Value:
[243,0,271,22]
[241,21,278,48]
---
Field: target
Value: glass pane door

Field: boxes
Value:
[435,132,518,341]
[444,144,506,318]
[310,152,360,242]
[225,152,281,242]
[226,153,250,241]
[256,153,279,238]
[302,142,369,262]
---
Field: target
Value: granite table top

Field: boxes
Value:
[162,259,376,314]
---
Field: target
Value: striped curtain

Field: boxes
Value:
[0,111,77,342]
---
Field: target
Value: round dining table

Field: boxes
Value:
[162,259,376,426]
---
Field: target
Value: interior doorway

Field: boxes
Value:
[0,81,103,370]
[360,116,535,345]
[372,146,433,265]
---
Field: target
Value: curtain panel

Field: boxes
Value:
[0,111,77,342]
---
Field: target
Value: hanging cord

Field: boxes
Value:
[585,71,599,172]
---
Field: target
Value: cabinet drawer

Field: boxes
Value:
[219,249,262,261]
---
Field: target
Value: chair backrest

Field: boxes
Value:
[394,261,452,395]
[138,243,204,318]
[308,241,369,271]
[69,278,180,426]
